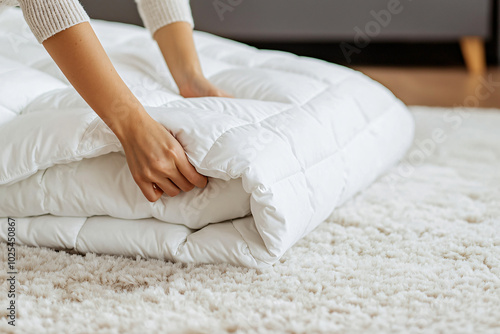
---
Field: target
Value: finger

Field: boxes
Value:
[154,177,182,197]
[137,179,162,202]
[212,89,232,98]
[220,90,233,98]
[152,182,164,196]
[176,153,208,189]
[168,171,196,192]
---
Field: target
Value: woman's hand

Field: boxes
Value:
[43,22,206,202]
[178,74,232,98]
[153,22,232,99]
[114,111,208,202]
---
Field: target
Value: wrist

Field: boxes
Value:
[172,66,203,92]
[104,103,151,143]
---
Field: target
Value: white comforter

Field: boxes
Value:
[0,8,414,268]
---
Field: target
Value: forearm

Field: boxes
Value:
[42,22,149,140]
[153,21,203,93]
[34,9,208,201]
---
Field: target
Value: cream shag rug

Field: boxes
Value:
[1,106,500,334]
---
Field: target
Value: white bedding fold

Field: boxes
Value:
[0,8,415,268]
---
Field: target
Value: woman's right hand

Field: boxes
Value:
[41,22,207,202]
[114,110,208,202]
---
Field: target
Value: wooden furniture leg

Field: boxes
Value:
[460,37,487,75]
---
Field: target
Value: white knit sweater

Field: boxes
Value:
[0,0,194,43]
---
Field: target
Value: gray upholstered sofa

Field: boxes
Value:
[191,0,493,73]
[81,0,497,72]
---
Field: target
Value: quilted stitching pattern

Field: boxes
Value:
[0,9,415,268]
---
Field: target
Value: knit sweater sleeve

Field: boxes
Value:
[135,0,194,37]
[16,0,89,44]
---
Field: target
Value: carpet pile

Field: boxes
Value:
[1,106,499,333]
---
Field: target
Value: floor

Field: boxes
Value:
[354,66,500,109]
[6,107,499,333]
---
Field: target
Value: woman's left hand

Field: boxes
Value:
[153,22,233,100]
[178,75,232,98]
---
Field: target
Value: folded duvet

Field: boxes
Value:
[0,8,414,268]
